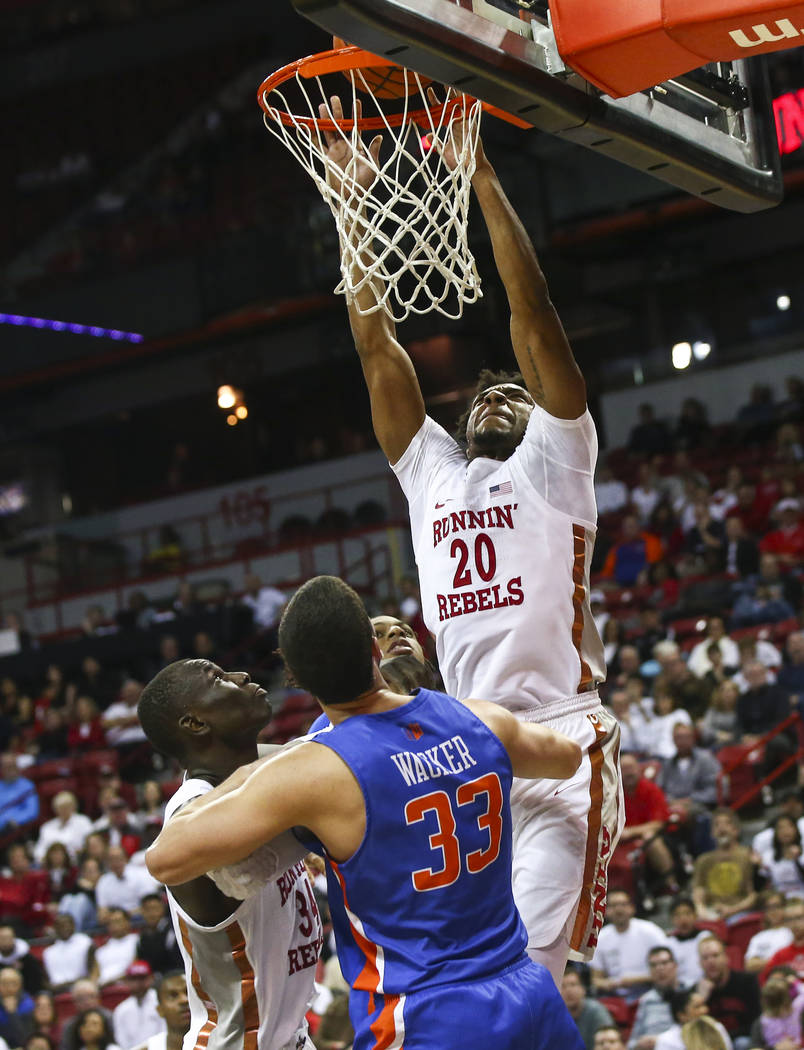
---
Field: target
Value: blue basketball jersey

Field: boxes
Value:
[306,688,528,997]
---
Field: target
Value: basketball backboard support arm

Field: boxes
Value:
[292,0,782,212]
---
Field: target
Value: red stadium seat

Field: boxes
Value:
[27,758,76,783]
[727,912,765,959]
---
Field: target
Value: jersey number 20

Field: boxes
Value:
[404,773,503,892]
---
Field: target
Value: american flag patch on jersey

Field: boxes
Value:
[489,480,513,496]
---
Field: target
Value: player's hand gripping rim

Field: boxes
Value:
[318,95,382,203]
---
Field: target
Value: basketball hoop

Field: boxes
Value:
[258,45,484,322]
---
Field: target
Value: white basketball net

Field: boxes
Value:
[260,61,484,322]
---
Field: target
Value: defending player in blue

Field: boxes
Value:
[146,575,586,1050]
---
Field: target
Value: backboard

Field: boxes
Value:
[292,0,784,212]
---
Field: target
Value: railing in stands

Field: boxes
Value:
[0,467,405,619]
[717,711,803,811]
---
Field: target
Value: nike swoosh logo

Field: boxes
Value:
[435,500,453,509]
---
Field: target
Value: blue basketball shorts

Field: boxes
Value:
[348,957,585,1050]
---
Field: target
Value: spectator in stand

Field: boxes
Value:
[596,462,630,515]
[636,607,669,665]
[84,832,110,867]
[760,498,804,566]
[36,709,69,761]
[750,553,803,616]
[102,680,148,753]
[57,982,111,1050]
[688,620,740,680]
[777,376,804,423]
[750,974,804,1050]
[133,784,164,837]
[146,972,189,1050]
[660,656,712,721]
[0,845,50,934]
[68,1009,120,1050]
[0,967,34,1047]
[685,502,726,570]
[627,945,684,1050]
[667,898,708,987]
[602,620,627,674]
[156,637,181,671]
[762,899,804,984]
[699,644,731,697]
[752,789,804,858]
[654,989,727,1050]
[730,585,795,629]
[647,561,681,611]
[697,680,740,749]
[722,517,759,579]
[0,927,46,996]
[644,686,693,761]
[30,992,58,1045]
[190,632,218,663]
[81,607,117,639]
[744,892,793,974]
[618,755,678,894]
[730,639,781,694]
[675,398,711,452]
[172,581,200,618]
[602,515,664,586]
[758,815,804,897]
[659,723,719,857]
[67,698,106,753]
[592,889,669,1002]
[710,466,743,522]
[91,910,138,988]
[726,483,770,538]
[780,632,804,713]
[629,404,673,457]
[70,658,119,712]
[561,968,616,1050]
[610,645,647,692]
[241,573,286,634]
[135,896,180,976]
[632,464,665,526]
[608,688,650,755]
[34,792,93,865]
[95,846,157,923]
[58,857,102,933]
[0,754,39,834]
[736,660,796,782]
[94,801,141,858]
[648,501,685,561]
[692,809,757,923]
[695,936,759,1048]
[737,383,777,445]
[42,914,94,992]
[595,1028,627,1050]
[146,527,184,575]
[111,962,163,1050]
[43,843,76,903]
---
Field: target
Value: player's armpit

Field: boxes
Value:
[464,699,581,780]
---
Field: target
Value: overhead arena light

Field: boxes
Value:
[777,294,791,311]
[672,341,692,369]
[217,385,237,409]
[692,340,712,361]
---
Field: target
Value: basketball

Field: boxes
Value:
[332,36,431,100]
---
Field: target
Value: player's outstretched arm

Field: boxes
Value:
[146,743,353,886]
[464,698,582,779]
[323,95,425,464]
[432,95,584,419]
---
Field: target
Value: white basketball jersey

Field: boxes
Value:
[393,405,605,714]
[164,781,322,1050]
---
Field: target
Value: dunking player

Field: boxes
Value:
[145,576,586,1050]
[323,93,623,981]
[136,661,321,1050]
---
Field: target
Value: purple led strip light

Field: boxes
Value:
[0,313,143,342]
